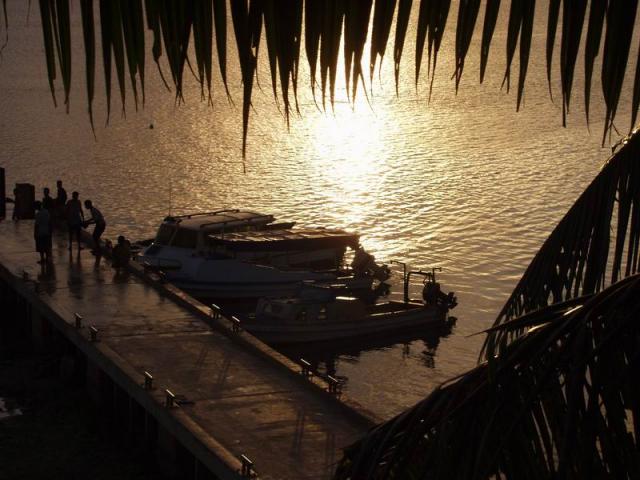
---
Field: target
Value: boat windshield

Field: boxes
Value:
[155,225,176,245]
[172,228,199,249]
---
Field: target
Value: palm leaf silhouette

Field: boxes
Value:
[23,1,640,155]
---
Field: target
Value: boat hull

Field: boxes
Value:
[171,276,373,301]
[241,303,448,343]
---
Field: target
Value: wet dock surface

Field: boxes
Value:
[0,219,375,479]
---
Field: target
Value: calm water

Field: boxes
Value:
[0,1,635,418]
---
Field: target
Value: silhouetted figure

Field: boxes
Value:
[112,235,131,272]
[66,191,84,252]
[12,187,19,220]
[55,180,67,221]
[34,201,52,264]
[42,187,55,215]
[55,180,67,205]
[83,199,106,255]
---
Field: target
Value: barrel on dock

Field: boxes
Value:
[13,183,35,220]
[0,168,5,219]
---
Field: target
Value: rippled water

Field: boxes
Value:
[1,1,635,418]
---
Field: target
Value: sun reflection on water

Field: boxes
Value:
[303,103,390,229]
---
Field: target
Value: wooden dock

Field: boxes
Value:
[0,217,379,479]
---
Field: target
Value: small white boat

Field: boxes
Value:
[241,270,457,343]
[136,209,388,300]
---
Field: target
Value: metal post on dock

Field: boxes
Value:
[75,313,83,329]
[327,375,341,395]
[300,359,312,377]
[211,303,221,319]
[231,316,242,334]
[89,326,98,342]
[165,389,176,408]
[240,454,255,478]
[144,371,154,390]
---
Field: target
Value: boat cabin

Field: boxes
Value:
[142,209,362,271]
[151,209,282,251]
[208,228,359,252]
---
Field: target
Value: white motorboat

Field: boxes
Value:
[240,269,458,343]
[136,209,389,300]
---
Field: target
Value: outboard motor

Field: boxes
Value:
[422,280,442,305]
[351,247,391,282]
[422,280,457,309]
[402,266,457,310]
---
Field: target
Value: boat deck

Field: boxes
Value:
[0,218,378,479]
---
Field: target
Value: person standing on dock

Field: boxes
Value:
[34,201,52,264]
[83,200,106,255]
[65,191,84,252]
[55,180,67,222]
[42,187,55,215]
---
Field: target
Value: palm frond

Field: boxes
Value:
[545,0,560,99]
[38,0,58,107]
[335,274,640,479]
[344,0,372,103]
[584,0,606,126]
[601,0,639,145]
[370,0,397,86]
[415,0,451,101]
[79,0,95,134]
[484,128,640,359]
[393,0,412,94]
[501,0,535,111]
[479,0,500,84]
[559,0,587,125]
[230,0,260,158]
[1,0,8,56]
[263,0,303,127]
[454,0,481,91]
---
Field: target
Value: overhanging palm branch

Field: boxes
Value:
[26,0,640,155]
[484,127,640,359]
[334,273,640,479]
[1,0,8,55]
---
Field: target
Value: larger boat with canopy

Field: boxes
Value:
[136,209,389,301]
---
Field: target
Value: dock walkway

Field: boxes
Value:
[0,218,377,480]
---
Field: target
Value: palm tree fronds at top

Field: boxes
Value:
[25,0,640,155]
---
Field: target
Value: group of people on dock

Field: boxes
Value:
[32,180,110,265]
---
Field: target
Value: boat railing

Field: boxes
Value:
[141,257,182,272]
[200,214,275,231]
[169,209,241,220]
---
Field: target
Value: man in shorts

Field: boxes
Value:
[34,201,52,264]
[66,191,84,252]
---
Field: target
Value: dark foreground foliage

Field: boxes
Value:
[335,273,640,479]
[486,128,640,358]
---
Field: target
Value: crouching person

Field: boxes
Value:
[112,235,131,272]
[83,200,106,255]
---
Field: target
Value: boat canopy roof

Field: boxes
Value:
[163,210,275,233]
[208,228,360,251]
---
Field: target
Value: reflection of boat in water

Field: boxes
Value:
[278,317,457,384]
[241,269,457,344]
[136,209,389,301]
